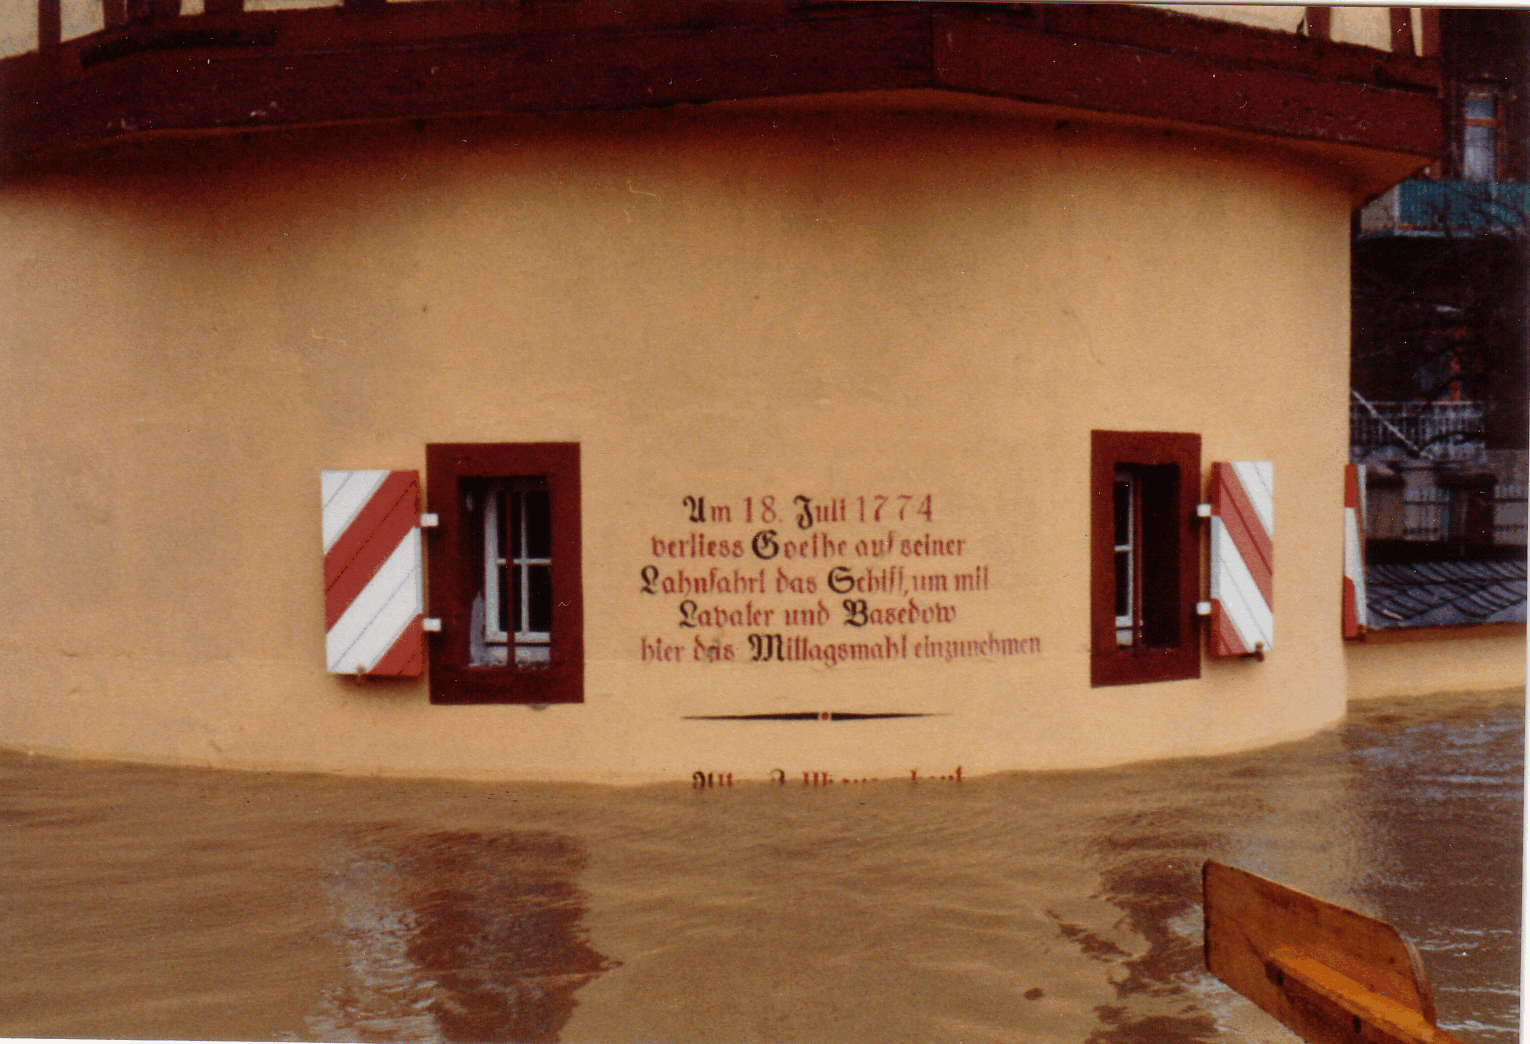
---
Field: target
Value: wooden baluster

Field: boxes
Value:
[1390,7,1417,56]
[1303,6,1331,42]
[38,0,61,50]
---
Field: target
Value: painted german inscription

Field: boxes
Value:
[640,493,1039,666]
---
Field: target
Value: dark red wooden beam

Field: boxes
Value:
[0,1,1442,169]
[934,8,1439,156]
[36,0,60,51]
[1418,8,1440,58]
[1390,7,1417,57]
[1304,7,1331,43]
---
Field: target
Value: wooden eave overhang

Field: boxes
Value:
[0,1,1442,170]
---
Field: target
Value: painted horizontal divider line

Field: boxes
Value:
[683,712,944,721]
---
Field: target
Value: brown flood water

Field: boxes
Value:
[0,689,1519,1044]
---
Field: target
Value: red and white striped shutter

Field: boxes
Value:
[322,470,424,677]
[1343,464,1368,638]
[1209,461,1274,657]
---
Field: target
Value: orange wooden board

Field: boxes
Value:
[1202,861,1465,1044]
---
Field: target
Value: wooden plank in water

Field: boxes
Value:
[1202,861,1466,1044]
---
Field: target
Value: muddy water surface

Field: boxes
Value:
[0,689,1519,1043]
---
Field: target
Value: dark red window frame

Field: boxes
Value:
[1091,430,1201,687]
[425,442,583,705]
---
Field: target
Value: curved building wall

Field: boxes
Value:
[0,95,1360,782]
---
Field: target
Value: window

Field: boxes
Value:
[1091,431,1201,687]
[480,477,552,666]
[1112,465,1184,649]
[1462,89,1499,182]
[426,443,582,704]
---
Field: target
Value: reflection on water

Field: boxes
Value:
[0,689,1518,1044]
[310,831,615,1042]
[1346,700,1524,1040]
[1082,854,1220,1044]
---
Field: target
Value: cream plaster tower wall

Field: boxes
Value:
[0,92,1371,782]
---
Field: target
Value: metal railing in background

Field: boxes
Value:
[1350,398,1485,460]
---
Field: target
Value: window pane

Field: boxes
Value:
[1115,470,1137,647]
[496,565,510,636]
[509,483,552,560]
[495,489,510,636]
[1463,125,1496,181]
[1138,465,1181,648]
[1114,550,1131,619]
[509,489,523,558]
[1113,478,1131,546]
[526,565,553,634]
[1464,92,1496,121]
